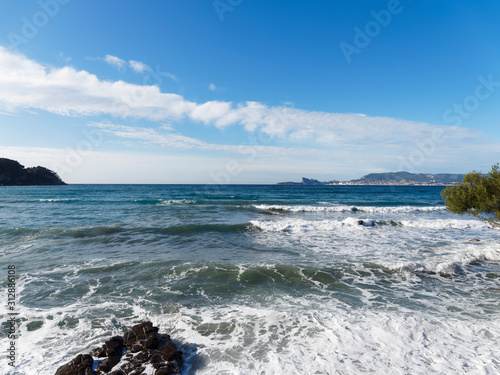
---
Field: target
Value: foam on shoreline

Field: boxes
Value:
[4,292,500,374]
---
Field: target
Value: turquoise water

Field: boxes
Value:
[1,185,499,374]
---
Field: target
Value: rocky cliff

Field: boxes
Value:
[0,158,66,186]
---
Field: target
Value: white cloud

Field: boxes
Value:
[160,123,174,131]
[190,101,232,124]
[129,60,149,73]
[86,122,328,158]
[0,47,195,120]
[89,122,210,151]
[0,46,482,161]
[208,83,216,91]
[104,54,127,71]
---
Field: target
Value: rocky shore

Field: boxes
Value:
[55,322,183,375]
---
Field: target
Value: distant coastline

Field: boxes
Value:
[277,172,464,186]
[0,158,66,186]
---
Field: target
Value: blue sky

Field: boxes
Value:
[0,0,499,183]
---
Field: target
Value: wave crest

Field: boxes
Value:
[250,217,491,233]
[254,204,446,214]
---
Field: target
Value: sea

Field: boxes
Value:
[1,184,499,374]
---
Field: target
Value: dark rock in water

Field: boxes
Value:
[55,354,94,375]
[123,321,159,348]
[469,238,480,242]
[145,333,161,349]
[96,354,121,373]
[55,322,183,375]
[91,346,107,358]
[357,220,364,225]
[104,336,124,357]
[154,340,178,363]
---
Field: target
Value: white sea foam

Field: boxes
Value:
[5,295,499,375]
[386,244,500,275]
[3,252,500,374]
[251,217,492,233]
[400,219,492,230]
[251,217,374,232]
[170,303,500,374]
[39,198,72,202]
[157,199,196,205]
[254,204,447,214]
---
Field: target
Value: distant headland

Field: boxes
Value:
[0,158,66,186]
[278,172,464,186]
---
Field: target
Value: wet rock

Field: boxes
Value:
[357,220,364,225]
[91,346,107,358]
[55,322,183,375]
[55,354,94,375]
[469,238,480,242]
[96,354,121,372]
[144,333,160,349]
[130,343,143,353]
[156,340,180,362]
[105,336,124,357]
[123,321,159,348]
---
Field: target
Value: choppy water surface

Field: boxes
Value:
[1,184,499,374]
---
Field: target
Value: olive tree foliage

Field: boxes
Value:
[441,164,500,227]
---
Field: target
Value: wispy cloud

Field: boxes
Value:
[208,83,216,91]
[57,52,71,63]
[163,71,178,82]
[85,121,499,177]
[104,54,127,71]
[129,60,149,73]
[86,122,331,158]
[160,123,174,131]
